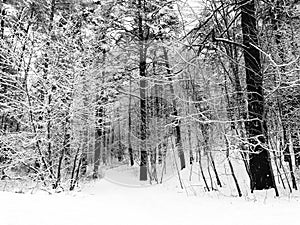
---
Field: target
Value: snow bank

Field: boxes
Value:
[0,176,299,225]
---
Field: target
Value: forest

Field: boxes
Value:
[0,0,300,202]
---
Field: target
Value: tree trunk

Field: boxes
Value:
[117,109,123,162]
[137,0,147,181]
[241,0,276,191]
[0,0,6,39]
[162,47,185,170]
[128,73,134,166]
[93,131,101,179]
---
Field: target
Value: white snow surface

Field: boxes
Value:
[1,170,300,225]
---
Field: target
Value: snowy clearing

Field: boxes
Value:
[1,172,300,225]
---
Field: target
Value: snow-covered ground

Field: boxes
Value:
[1,167,300,225]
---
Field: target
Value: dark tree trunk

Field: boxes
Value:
[80,76,89,175]
[45,0,56,180]
[187,101,194,165]
[54,114,71,188]
[93,132,101,179]
[70,147,80,190]
[117,110,123,162]
[103,122,107,164]
[241,0,276,192]
[94,94,105,177]
[0,0,6,39]
[137,0,147,181]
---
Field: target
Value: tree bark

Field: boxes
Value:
[0,0,6,39]
[137,0,147,181]
[241,0,276,191]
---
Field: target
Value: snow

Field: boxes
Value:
[1,169,300,225]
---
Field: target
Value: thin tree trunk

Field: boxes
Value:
[187,97,194,165]
[117,109,123,162]
[162,47,185,170]
[54,114,70,188]
[224,135,242,197]
[71,157,82,191]
[287,128,298,190]
[111,125,115,164]
[128,73,134,166]
[93,134,101,179]
[102,123,107,164]
[70,147,80,190]
[159,140,168,184]
[81,77,89,175]
[208,151,222,187]
[269,139,286,190]
[196,134,210,191]
[107,117,112,165]
[279,157,292,193]
[170,137,183,189]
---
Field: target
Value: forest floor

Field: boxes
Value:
[1,166,300,225]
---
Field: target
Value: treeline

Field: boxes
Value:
[0,0,300,195]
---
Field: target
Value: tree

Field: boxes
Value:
[241,0,276,192]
